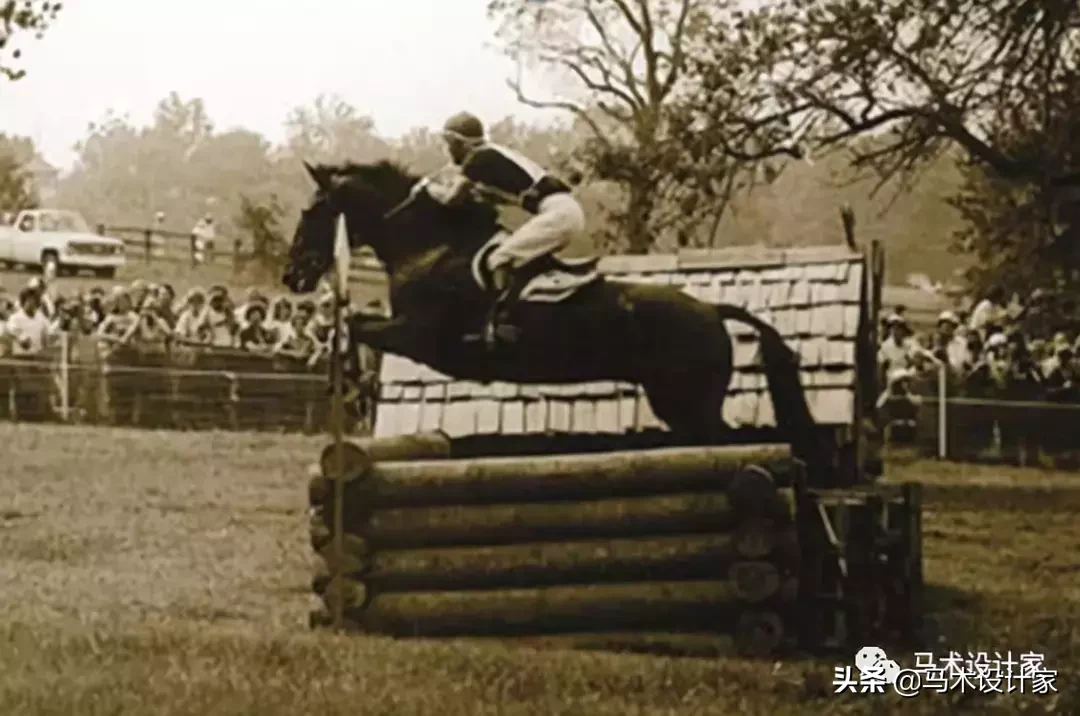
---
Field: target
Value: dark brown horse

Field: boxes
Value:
[282,160,826,469]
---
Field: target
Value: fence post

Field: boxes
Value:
[143,229,152,263]
[233,237,241,275]
[96,223,105,236]
[937,361,947,460]
[59,331,70,422]
[190,233,198,267]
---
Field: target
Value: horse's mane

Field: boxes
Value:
[318,158,502,240]
[333,159,419,187]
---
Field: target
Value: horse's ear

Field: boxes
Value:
[303,161,331,191]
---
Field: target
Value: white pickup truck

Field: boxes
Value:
[0,209,126,278]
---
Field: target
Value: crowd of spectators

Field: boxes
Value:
[0,274,381,429]
[877,285,1080,404]
[0,275,374,366]
[877,286,1080,461]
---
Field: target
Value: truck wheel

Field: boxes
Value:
[41,251,60,278]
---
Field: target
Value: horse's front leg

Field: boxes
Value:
[347,313,417,354]
[327,314,418,420]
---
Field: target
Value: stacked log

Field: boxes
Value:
[308,436,808,655]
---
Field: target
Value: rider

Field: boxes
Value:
[425,111,593,342]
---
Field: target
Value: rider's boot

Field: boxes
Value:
[483,265,525,348]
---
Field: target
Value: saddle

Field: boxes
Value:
[470,232,601,304]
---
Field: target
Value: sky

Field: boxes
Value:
[0,0,559,171]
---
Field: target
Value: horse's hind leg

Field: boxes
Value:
[643,368,732,445]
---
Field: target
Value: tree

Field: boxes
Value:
[698,0,1080,291]
[284,94,391,165]
[57,94,284,237]
[0,133,38,212]
[489,0,755,252]
[393,127,446,175]
[235,194,289,283]
[0,0,61,80]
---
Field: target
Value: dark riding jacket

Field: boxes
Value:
[456,143,571,214]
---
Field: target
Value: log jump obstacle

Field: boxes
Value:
[307,431,922,656]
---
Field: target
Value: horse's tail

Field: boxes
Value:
[713,304,826,476]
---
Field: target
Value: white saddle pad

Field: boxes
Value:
[470,232,600,304]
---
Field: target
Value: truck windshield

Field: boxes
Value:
[38,211,90,233]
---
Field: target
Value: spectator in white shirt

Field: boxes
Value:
[969,286,1008,339]
[266,297,293,345]
[174,289,209,344]
[6,287,53,357]
[878,313,914,373]
[203,287,237,347]
[234,287,268,325]
[192,214,216,264]
[25,276,54,319]
[933,311,972,373]
[96,288,140,359]
[5,287,54,421]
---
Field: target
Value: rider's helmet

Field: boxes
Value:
[442,111,485,144]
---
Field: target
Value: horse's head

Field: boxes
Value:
[282,163,335,293]
[283,160,414,293]
[282,158,502,293]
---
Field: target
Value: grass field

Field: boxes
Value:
[0,424,1077,715]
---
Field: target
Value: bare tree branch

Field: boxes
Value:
[506,78,612,149]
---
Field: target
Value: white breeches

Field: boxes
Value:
[487,193,591,271]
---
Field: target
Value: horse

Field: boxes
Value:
[282,160,828,473]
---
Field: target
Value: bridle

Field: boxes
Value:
[293,176,424,281]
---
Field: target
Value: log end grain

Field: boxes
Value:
[735,611,785,657]
[727,465,779,514]
[316,534,372,574]
[320,442,373,482]
[729,561,782,602]
[732,519,775,559]
[320,575,370,613]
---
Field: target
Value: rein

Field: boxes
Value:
[382,183,422,220]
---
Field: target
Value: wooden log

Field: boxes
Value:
[318,431,452,482]
[357,533,767,592]
[316,575,369,613]
[728,465,781,514]
[343,580,748,637]
[355,491,772,549]
[732,519,800,561]
[354,444,794,509]
[315,534,371,573]
[735,611,785,657]
[729,561,782,602]
[316,489,797,548]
